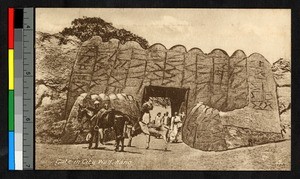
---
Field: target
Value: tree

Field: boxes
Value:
[60,17,149,49]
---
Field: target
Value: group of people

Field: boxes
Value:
[86,97,185,149]
[153,111,185,142]
[140,98,185,143]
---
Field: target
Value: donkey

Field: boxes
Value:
[78,105,170,151]
[78,105,133,152]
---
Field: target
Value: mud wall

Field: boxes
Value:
[65,36,282,150]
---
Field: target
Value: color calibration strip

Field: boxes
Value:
[8,7,34,170]
[8,7,15,170]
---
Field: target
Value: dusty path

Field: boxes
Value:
[36,135,290,170]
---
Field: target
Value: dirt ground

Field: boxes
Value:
[36,134,290,170]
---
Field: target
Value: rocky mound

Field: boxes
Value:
[35,32,81,144]
[272,58,291,139]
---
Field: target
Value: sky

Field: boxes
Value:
[36,8,291,63]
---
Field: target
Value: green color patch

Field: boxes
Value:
[9,90,14,131]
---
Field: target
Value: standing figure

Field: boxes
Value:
[170,112,182,143]
[163,112,171,128]
[154,112,163,126]
[180,112,186,122]
[139,98,154,132]
[87,102,109,149]
[125,121,133,147]
[139,98,153,148]
[153,112,163,138]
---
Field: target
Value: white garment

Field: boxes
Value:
[170,121,182,142]
[173,116,181,123]
[142,113,151,124]
[155,115,163,125]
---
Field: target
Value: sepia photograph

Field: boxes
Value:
[35,8,291,170]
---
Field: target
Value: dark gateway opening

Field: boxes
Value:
[142,86,190,115]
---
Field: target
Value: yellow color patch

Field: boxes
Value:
[9,49,14,90]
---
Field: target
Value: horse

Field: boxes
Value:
[78,105,133,152]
